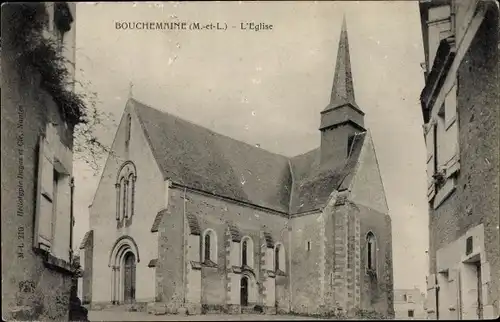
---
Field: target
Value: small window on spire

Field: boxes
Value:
[347,134,356,156]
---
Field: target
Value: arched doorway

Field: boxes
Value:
[108,235,140,304]
[123,252,136,303]
[240,276,249,306]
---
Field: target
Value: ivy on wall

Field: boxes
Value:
[3,3,115,173]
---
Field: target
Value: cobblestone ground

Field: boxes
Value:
[89,310,323,321]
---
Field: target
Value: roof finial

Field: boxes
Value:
[326,14,358,110]
[128,81,134,99]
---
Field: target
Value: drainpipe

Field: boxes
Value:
[288,218,292,312]
[435,274,440,320]
[182,187,187,305]
[69,177,75,263]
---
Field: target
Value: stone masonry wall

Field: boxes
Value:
[1,43,75,320]
[161,186,289,312]
[356,203,394,317]
[89,101,163,305]
[428,8,499,318]
[289,212,324,314]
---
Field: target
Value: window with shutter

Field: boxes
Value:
[425,274,439,319]
[426,123,437,201]
[34,136,55,251]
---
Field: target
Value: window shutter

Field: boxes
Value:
[34,136,54,251]
[445,84,457,128]
[425,274,438,319]
[426,123,436,201]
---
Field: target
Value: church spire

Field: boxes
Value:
[326,15,359,111]
[319,15,365,166]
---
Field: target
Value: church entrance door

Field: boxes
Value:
[240,276,249,306]
[123,252,136,303]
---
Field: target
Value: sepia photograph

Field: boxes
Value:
[1,1,499,321]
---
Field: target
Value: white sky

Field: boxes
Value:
[73,1,429,292]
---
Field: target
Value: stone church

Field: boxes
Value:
[79,18,394,316]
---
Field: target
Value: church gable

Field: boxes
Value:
[348,131,389,214]
[89,99,163,224]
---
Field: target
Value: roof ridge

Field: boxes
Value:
[131,98,290,161]
[290,146,319,159]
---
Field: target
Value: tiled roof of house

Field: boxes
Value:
[132,99,365,215]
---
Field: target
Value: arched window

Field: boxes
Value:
[240,236,254,268]
[274,243,286,272]
[115,161,137,223]
[204,233,211,261]
[242,240,248,266]
[127,173,134,218]
[119,177,126,219]
[366,232,377,272]
[202,229,217,264]
[122,178,128,219]
[275,246,280,271]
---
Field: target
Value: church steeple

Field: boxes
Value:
[327,15,357,110]
[319,16,366,166]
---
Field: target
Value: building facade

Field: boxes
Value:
[394,288,426,320]
[418,0,499,320]
[1,2,83,321]
[80,18,394,317]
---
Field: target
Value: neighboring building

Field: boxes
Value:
[394,288,426,320]
[79,18,394,317]
[418,0,499,320]
[1,2,83,321]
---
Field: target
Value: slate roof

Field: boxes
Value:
[227,221,242,242]
[132,98,366,215]
[263,231,274,248]
[147,259,157,268]
[186,213,201,235]
[289,133,366,214]
[79,230,93,249]
[150,209,167,233]
[134,100,293,214]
